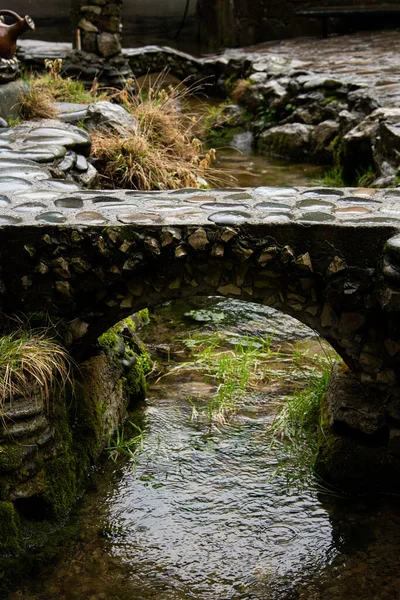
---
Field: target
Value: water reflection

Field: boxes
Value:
[214,148,324,189]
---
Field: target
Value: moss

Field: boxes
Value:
[70,364,106,464]
[42,452,77,521]
[0,502,20,555]
[357,165,377,187]
[207,125,243,147]
[98,329,120,351]
[123,354,149,403]
[330,134,343,165]
[137,308,150,325]
[0,445,27,473]
[0,313,150,588]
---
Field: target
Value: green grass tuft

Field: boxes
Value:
[106,422,144,462]
[268,354,339,490]
[0,328,73,415]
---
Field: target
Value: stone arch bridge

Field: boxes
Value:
[1,183,400,380]
[2,177,400,486]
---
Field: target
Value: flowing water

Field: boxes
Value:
[8,298,400,600]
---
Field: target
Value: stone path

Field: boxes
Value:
[0,116,398,228]
[233,30,400,107]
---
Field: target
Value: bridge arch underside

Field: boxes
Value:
[3,220,400,492]
[0,220,398,375]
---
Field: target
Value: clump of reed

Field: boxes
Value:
[0,328,73,413]
[91,76,226,190]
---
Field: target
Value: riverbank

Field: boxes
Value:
[17,29,400,187]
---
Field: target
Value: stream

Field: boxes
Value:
[8,298,400,600]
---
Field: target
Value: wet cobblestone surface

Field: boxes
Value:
[233,30,400,107]
[18,30,400,107]
[0,120,398,229]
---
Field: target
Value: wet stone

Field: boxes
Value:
[92,195,125,203]
[76,211,108,224]
[75,154,89,172]
[185,195,217,203]
[262,214,292,224]
[28,126,90,144]
[255,201,292,211]
[58,153,77,172]
[97,202,138,210]
[339,195,380,204]
[0,176,33,191]
[36,212,68,224]
[384,234,400,262]
[201,202,250,210]
[148,203,186,212]
[17,146,68,161]
[43,180,81,192]
[169,188,209,195]
[334,206,372,214]
[117,213,162,224]
[208,211,251,225]
[0,166,49,180]
[356,215,400,223]
[55,198,84,209]
[224,192,253,201]
[15,202,47,212]
[298,211,336,222]
[0,157,39,167]
[12,190,58,202]
[188,228,209,250]
[296,199,334,210]
[0,215,21,224]
[301,188,344,198]
[255,186,297,197]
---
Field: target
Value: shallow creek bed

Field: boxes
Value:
[6,298,400,600]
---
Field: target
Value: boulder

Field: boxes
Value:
[341,107,400,183]
[257,123,314,160]
[84,101,138,136]
[312,119,340,163]
[259,79,288,109]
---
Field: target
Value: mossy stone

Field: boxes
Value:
[0,502,20,555]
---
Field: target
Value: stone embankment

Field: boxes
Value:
[17,30,400,186]
[0,117,151,564]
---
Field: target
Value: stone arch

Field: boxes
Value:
[1,221,398,388]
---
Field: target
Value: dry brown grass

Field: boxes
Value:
[0,329,74,414]
[20,59,103,121]
[231,79,252,104]
[20,80,57,121]
[91,76,232,190]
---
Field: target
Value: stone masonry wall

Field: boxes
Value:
[74,0,123,58]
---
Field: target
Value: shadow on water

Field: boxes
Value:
[8,299,400,600]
